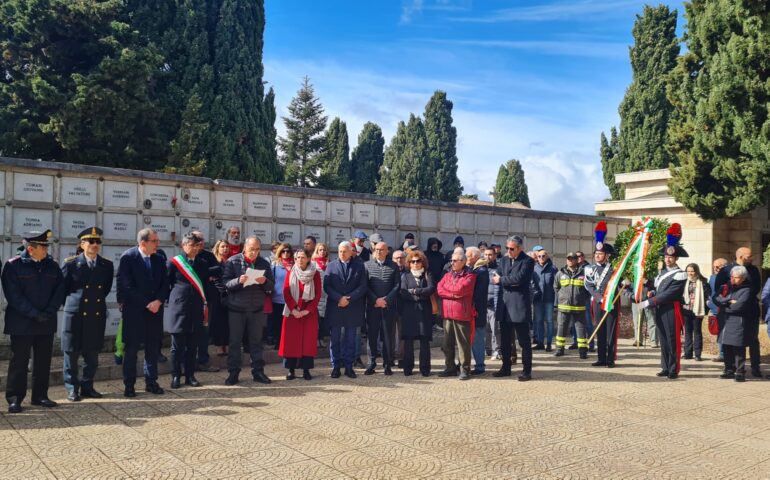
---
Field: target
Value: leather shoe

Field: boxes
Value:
[170,376,181,389]
[252,372,272,384]
[383,367,393,376]
[404,370,413,376]
[458,371,470,381]
[225,373,239,385]
[302,370,312,381]
[364,366,376,375]
[185,377,202,387]
[80,388,102,399]
[437,369,458,377]
[145,383,165,395]
[420,371,430,377]
[668,372,679,380]
[751,369,762,378]
[720,370,735,379]
[8,402,22,414]
[124,386,136,397]
[492,368,512,377]
[470,369,485,376]
[344,368,357,379]
[67,391,81,402]
[518,373,532,382]
[286,370,296,380]
[591,361,606,367]
[656,370,669,377]
[606,361,615,368]
[330,368,341,379]
[735,375,746,382]
[31,398,58,408]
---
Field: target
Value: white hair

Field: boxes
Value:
[465,246,481,258]
[338,241,353,250]
[731,265,748,280]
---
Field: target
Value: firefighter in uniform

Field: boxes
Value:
[3,230,66,413]
[61,227,114,401]
[585,222,619,367]
[639,224,688,379]
[553,252,589,359]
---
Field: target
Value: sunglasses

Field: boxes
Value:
[85,239,102,245]
[409,259,422,264]
[506,247,517,251]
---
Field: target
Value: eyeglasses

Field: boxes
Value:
[451,259,464,263]
[85,239,102,245]
[506,247,517,251]
[409,259,421,264]
[536,255,547,258]
[281,251,291,255]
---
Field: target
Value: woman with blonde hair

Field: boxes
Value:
[269,243,293,347]
[312,243,330,347]
[210,241,230,356]
[399,250,436,376]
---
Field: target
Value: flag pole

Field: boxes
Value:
[587,285,628,344]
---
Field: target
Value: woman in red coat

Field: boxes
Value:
[279,249,322,380]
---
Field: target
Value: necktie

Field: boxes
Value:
[144,256,152,273]
[88,260,94,270]
[342,262,348,278]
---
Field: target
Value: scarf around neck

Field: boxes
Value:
[683,278,705,316]
[283,262,317,317]
[313,257,328,271]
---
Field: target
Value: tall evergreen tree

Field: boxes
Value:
[279,77,328,188]
[350,122,385,194]
[494,159,530,207]
[601,127,624,200]
[377,115,433,199]
[668,0,770,220]
[424,91,463,201]
[164,93,208,176]
[317,117,351,191]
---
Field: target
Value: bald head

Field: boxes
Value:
[373,242,389,262]
[736,247,753,266]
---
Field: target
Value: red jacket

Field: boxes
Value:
[437,268,477,322]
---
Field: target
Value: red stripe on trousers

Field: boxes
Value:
[673,301,683,374]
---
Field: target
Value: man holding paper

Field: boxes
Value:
[223,236,274,385]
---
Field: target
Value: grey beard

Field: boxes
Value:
[227,235,241,246]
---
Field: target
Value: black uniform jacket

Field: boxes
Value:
[61,253,114,351]
[2,251,65,336]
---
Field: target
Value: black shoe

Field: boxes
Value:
[8,402,22,414]
[331,368,341,379]
[383,366,393,376]
[568,343,578,350]
[353,358,365,369]
[512,357,518,365]
[578,348,588,360]
[458,371,470,380]
[364,366,376,376]
[124,386,136,397]
[31,398,58,408]
[668,372,678,380]
[656,370,669,377]
[492,368,512,377]
[735,375,746,382]
[751,369,762,378]
[158,353,168,363]
[545,344,552,352]
[591,361,606,367]
[470,369,485,376]
[225,373,239,385]
[607,361,615,368]
[682,355,693,360]
[720,371,735,379]
[303,370,312,381]
[286,369,296,381]
[554,347,565,357]
[420,371,430,377]
[695,356,702,361]
[344,368,357,379]
[252,372,272,384]
[145,383,164,395]
[185,377,202,387]
[114,355,123,365]
[404,370,413,376]
[80,387,103,399]
[170,376,181,389]
[67,391,81,402]
[533,343,545,351]
[518,373,532,382]
[437,369,458,377]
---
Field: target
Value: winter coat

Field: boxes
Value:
[60,253,113,352]
[2,252,66,336]
[399,271,436,339]
[223,254,274,313]
[554,264,588,313]
[425,237,445,283]
[715,283,753,347]
[495,252,535,324]
[533,259,558,304]
[471,262,489,328]
[437,267,476,322]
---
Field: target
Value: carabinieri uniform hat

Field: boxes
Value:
[24,230,52,245]
[78,226,103,241]
[593,221,615,255]
[659,223,688,257]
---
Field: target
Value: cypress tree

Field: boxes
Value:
[350,122,385,194]
[424,91,463,201]
[377,115,433,199]
[495,159,530,207]
[164,93,208,176]
[317,117,351,191]
[279,77,328,188]
[600,127,624,200]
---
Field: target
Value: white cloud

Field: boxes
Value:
[420,38,628,59]
[400,0,424,24]
[452,0,641,23]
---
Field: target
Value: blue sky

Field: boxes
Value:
[264,0,685,214]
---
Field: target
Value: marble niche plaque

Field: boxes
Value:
[60,177,97,206]
[105,311,121,336]
[330,201,350,223]
[12,208,53,235]
[303,225,325,244]
[458,212,475,232]
[0,171,5,199]
[59,245,78,264]
[0,207,4,233]
[181,188,209,214]
[216,191,242,216]
[276,196,301,220]
[103,213,137,241]
[378,230,396,247]
[353,204,375,225]
[276,224,300,244]
[476,214,493,233]
[180,217,209,242]
[103,181,138,208]
[304,198,327,222]
[246,222,272,245]
[420,209,439,230]
[60,211,97,239]
[13,173,53,203]
[377,205,396,225]
[101,245,128,264]
[146,216,175,241]
[398,207,418,227]
[331,227,350,246]
[247,193,273,218]
[439,211,456,230]
[143,184,175,211]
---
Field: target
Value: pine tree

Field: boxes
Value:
[424,91,462,201]
[600,127,624,200]
[317,117,351,191]
[667,0,770,220]
[377,115,433,199]
[279,77,328,188]
[164,93,208,176]
[495,159,530,207]
[350,122,385,194]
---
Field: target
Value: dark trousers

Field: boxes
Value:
[6,334,53,404]
[123,310,162,388]
[269,303,284,343]
[227,310,266,376]
[682,310,703,358]
[748,319,760,371]
[284,357,314,370]
[402,337,431,374]
[63,350,99,393]
[366,311,396,368]
[171,332,197,378]
[723,345,746,375]
[655,314,681,375]
[593,301,618,363]
[501,322,531,374]
[195,325,210,365]
[329,326,357,369]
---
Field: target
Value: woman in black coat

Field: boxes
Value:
[209,240,230,356]
[399,250,436,377]
[714,265,753,382]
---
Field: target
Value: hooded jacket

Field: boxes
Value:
[443,236,465,264]
[425,237,445,282]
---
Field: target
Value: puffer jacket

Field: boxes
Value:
[533,259,558,304]
[437,267,476,322]
[554,264,588,313]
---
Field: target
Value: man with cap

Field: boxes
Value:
[60,227,114,402]
[638,224,689,379]
[444,236,465,264]
[554,252,589,359]
[402,233,416,251]
[352,231,371,262]
[584,222,619,368]
[3,230,66,413]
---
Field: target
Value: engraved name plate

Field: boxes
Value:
[331,227,351,246]
[440,211,456,230]
[102,246,128,264]
[420,209,438,229]
[13,173,53,203]
[103,181,138,208]
[147,216,175,241]
[304,198,327,221]
[181,217,209,242]
[354,204,375,225]
[12,208,53,235]
[276,197,301,220]
[330,201,350,223]
[103,213,137,241]
[60,177,97,206]
[246,221,272,245]
[181,188,209,213]
[216,191,242,216]
[59,245,78,264]
[303,225,325,244]
[276,224,301,244]
[60,211,97,239]
[458,212,475,231]
[144,184,175,210]
[247,193,273,217]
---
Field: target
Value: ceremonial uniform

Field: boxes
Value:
[585,260,618,366]
[647,266,688,376]
[61,227,114,399]
[3,230,66,412]
[554,258,589,358]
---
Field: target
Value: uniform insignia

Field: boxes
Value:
[596,242,603,251]
[666,246,675,256]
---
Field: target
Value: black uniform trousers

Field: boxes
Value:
[655,309,682,375]
[6,334,54,404]
[592,299,618,363]
[402,337,431,374]
[366,310,396,368]
[682,310,703,358]
[723,344,746,375]
[501,321,531,374]
[171,332,197,378]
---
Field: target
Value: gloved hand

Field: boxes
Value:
[621,279,631,288]
[638,299,651,309]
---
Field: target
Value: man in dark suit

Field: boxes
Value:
[61,227,114,402]
[116,228,169,397]
[189,229,221,373]
[364,242,400,376]
[3,230,66,413]
[325,241,368,379]
[491,235,535,381]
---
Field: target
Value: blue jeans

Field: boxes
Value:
[63,350,99,393]
[533,301,555,345]
[330,326,357,369]
[472,327,486,372]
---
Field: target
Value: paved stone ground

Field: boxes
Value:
[1,339,770,479]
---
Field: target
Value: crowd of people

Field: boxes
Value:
[2,222,767,414]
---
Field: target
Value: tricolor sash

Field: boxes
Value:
[170,255,208,326]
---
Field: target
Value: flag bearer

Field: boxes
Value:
[585,222,619,368]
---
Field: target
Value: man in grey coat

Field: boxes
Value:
[364,242,400,376]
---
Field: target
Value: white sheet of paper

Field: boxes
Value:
[244,268,266,286]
